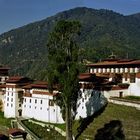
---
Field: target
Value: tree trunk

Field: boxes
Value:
[66,103,73,140]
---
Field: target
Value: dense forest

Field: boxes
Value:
[0,7,140,80]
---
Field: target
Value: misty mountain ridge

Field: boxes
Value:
[0,7,140,80]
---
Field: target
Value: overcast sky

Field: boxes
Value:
[0,0,140,34]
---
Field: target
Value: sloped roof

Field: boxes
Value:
[23,81,48,89]
[0,66,10,70]
[8,128,26,136]
[87,59,140,67]
[79,73,108,83]
[23,81,59,90]
[6,76,32,84]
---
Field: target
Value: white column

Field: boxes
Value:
[130,68,133,73]
[103,68,106,73]
[90,68,93,73]
[94,69,97,73]
[135,68,138,73]
[98,68,101,73]
[111,68,114,73]
[120,68,123,73]
[107,68,110,73]
[125,68,128,73]
[115,68,119,73]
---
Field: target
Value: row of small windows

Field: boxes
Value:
[7,92,13,96]
[7,98,13,102]
[24,105,55,112]
[7,88,14,91]
[91,68,140,73]
[24,98,41,103]
[24,99,54,106]
[7,103,13,107]
[24,98,43,104]
[7,103,21,107]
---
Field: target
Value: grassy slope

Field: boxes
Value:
[73,103,140,140]
[22,120,65,140]
[0,112,11,127]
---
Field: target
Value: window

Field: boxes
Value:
[82,98,84,102]
[30,99,31,103]
[29,105,31,108]
[7,92,9,96]
[49,100,54,106]
[12,93,13,96]
[40,100,42,104]
[35,99,37,103]
[7,97,9,101]
[40,107,42,110]
[11,104,13,107]
[19,104,21,107]
[85,95,87,100]
[11,98,13,102]
[119,92,123,98]
[24,105,26,108]
[35,106,37,109]
[54,109,55,112]
[7,103,9,106]
[24,98,26,102]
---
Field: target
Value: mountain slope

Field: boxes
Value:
[0,7,140,79]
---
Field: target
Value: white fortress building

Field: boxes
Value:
[22,81,64,123]
[3,74,107,124]
[2,57,140,123]
[4,77,32,118]
[87,58,140,97]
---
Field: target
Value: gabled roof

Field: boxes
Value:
[8,128,26,136]
[23,81,48,89]
[0,66,10,70]
[87,59,140,67]
[79,73,95,81]
[6,76,33,84]
[79,73,108,83]
[23,81,59,90]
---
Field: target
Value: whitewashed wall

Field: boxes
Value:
[75,89,107,120]
[128,78,140,96]
[22,93,64,124]
[4,85,23,118]
[22,88,107,124]
[103,89,128,99]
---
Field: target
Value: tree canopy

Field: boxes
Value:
[47,20,81,140]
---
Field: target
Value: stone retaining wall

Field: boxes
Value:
[109,98,140,110]
[29,119,66,137]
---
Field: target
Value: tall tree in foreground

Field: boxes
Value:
[47,20,81,140]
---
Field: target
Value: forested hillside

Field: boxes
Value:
[0,7,140,80]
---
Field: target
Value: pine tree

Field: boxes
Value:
[47,20,81,140]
